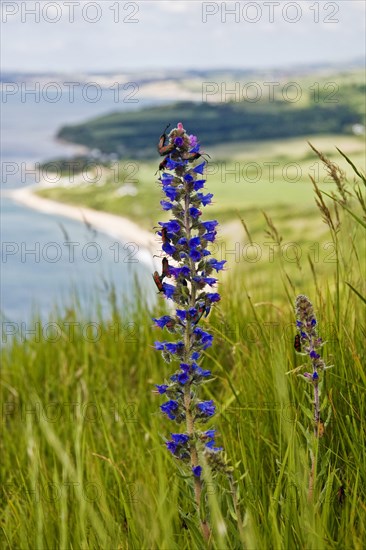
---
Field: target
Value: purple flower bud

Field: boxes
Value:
[162,283,176,299]
[154,341,165,350]
[193,162,206,174]
[160,220,181,233]
[162,186,178,201]
[171,433,189,444]
[206,443,223,452]
[205,439,223,451]
[203,429,216,438]
[197,192,213,206]
[184,173,194,183]
[197,400,215,417]
[166,441,177,454]
[162,242,177,256]
[174,136,184,147]
[202,220,218,232]
[161,400,178,420]
[161,173,175,184]
[160,200,173,210]
[176,310,187,321]
[189,135,198,147]
[189,236,201,248]
[180,363,191,373]
[180,266,191,277]
[166,158,184,170]
[155,384,168,394]
[193,327,213,350]
[203,231,216,242]
[177,372,189,385]
[196,367,211,377]
[208,259,226,271]
[189,207,201,218]
[190,249,201,262]
[193,179,205,191]
[153,316,174,329]
[165,342,178,354]
[193,276,217,287]
[192,465,202,477]
[206,293,220,303]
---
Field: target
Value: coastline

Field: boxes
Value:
[5,185,160,269]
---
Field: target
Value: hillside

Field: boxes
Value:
[56,71,365,159]
[57,101,362,158]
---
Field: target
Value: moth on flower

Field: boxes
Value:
[157,122,203,172]
[294,334,302,353]
[152,271,164,293]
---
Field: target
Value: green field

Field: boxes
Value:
[2,140,366,548]
[37,134,365,229]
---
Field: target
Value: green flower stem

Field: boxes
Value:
[314,379,320,431]
[308,378,320,502]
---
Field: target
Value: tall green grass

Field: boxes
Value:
[1,152,365,549]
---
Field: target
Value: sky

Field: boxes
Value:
[1,0,365,72]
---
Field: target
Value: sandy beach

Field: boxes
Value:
[6,185,160,269]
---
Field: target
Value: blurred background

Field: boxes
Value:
[1,0,365,323]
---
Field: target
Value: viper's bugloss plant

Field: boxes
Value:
[294,294,332,500]
[152,122,230,540]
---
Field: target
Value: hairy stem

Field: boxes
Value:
[313,380,320,431]
[183,187,211,542]
[308,379,320,502]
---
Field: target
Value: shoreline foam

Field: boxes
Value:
[5,185,160,270]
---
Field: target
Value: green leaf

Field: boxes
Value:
[321,190,366,229]
[345,282,366,305]
[336,148,366,187]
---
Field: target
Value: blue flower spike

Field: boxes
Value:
[152,123,232,539]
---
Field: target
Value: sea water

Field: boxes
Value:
[1,86,160,325]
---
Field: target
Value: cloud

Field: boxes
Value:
[154,1,191,14]
[350,0,366,12]
[1,0,365,71]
